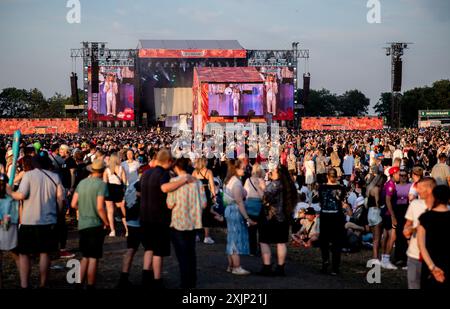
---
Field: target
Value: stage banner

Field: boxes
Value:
[301,117,383,131]
[0,119,79,135]
[139,49,246,59]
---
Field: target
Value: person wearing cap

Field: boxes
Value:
[71,159,109,289]
[318,168,347,275]
[431,153,450,187]
[6,152,65,289]
[380,166,401,270]
[292,207,320,249]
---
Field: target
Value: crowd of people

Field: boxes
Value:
[0,126,449,289]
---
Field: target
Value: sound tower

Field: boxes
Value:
[393,59,402,92]
[70,72,79,105]
[303,73,310,105]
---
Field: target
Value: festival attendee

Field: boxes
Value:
[403,178,436,289]
[318,168,346,275]
[380,166,400,270]
[117,180,142,289]
[167,158,207,288]
[70,159,109,289]
[431,153,450,187]
[140,149,196,288]
[56,144,77,259]
[103,153,128,237]
[409,166,424,201]
[6,152,64,289]
[417,185,450,289]
[223,159,255,275]
[292,207,320,248]
[259,165,297,276]
[192,157,216,244]
[366,173,386,266]
[121,149,140,186]
[393,168,412,267]
[0,172,19,289]
[243,163,266,256]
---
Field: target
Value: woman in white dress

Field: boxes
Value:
[304,152,316,187]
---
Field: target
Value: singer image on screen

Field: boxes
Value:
[105,73,118,117]
[232,87,240,116]
[265,74,278,116]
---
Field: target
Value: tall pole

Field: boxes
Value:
[384,42,411,129]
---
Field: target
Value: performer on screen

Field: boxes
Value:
[265,74,278,116]
[231,87,240,116]
[104,73,118,117]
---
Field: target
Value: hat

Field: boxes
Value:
[389,166,400,175]
[87,159,106,173]
[355,196,365,207]
[375,153,384,159]
[304,207,316,216]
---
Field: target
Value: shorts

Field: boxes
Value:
[106,183,125,203]
[79,226,106,259]
[126,226,143,250]
[18,224,58,255]
[141,222,171,257]
[368,207,383,227]
[380,206,393,230]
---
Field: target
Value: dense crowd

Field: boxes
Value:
[0,126,449,289]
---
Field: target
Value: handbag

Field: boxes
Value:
[245,198,262,217]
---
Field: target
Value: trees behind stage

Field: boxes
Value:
[374,79,450,127]
[302,88,370,117]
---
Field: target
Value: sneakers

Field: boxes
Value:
[226,266,232,273]
[367,259,381,268]
[203,237,215,244]
[381,261,398,270]
[231,267,251,275]
[109,230,116,237]
[59,250,75,259]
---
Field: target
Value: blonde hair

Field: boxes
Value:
[195,157,207,172]
[251,163,264,178]
[108,153,120,173]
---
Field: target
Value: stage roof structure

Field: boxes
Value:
[195,67,264,83]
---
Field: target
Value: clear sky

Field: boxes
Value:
[0,0,449,114]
